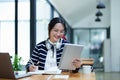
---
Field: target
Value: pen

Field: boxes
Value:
[30,59,40,66]
[36,61,40,66]
[30,59,40,71]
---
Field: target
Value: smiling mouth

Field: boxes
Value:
[55,37,60,40]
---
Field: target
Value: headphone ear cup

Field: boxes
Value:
[56,41,61,49]
[46,42,51,50]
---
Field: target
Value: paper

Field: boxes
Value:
[53,75,69,80]
[16,71,44,78]
[27,69,62,75]
[43,69,62,74]
[27,70,45,75]
[16,69,62,78]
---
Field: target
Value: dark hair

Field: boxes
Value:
[48,17,67,36]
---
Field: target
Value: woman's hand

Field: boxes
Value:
[29,65,38,72]
[72,59,82,68]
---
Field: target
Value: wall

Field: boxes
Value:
[111,0,120,72]
[103,39,111,72]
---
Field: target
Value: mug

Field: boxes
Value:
[82,65,92,74]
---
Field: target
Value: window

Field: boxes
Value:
[0,1,30,65]
[0,0,55,65]
[18,0,30,64]
[0,23,15,57]
[0,1,15,57]
[73,29,106,68]
[54,10,59,17]
[36,0,51,43]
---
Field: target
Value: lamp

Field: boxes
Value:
[96,1,106,9]
[95,0,105,22]
[96,10,103,16]
[95,17,101,22]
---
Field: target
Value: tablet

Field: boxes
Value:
[58,43,84,70]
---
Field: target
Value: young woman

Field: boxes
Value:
[26,17,81,72]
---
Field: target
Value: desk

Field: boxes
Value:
[20,72,96,80]
[0,72,96,80]
[0,58,95,80]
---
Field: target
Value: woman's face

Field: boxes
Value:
[49,23,65,43]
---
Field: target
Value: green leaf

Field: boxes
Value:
[12,54,22,71]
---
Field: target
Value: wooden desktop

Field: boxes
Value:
[19,71,96,80]
[0,58,95,80]
[0,71,96,80]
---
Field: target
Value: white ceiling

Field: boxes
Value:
[49,0,110,28]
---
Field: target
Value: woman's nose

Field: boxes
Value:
[56,31,61,35]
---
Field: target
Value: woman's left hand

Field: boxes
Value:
[72,59,82,68]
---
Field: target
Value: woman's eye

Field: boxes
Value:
[54,29,58,32]
[53,29,64,34]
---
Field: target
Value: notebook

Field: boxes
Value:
[58,44,84,70]
[0,53,37,79]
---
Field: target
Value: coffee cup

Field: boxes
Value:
[82,65,92,74]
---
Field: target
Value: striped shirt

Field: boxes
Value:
[26,39,68,71]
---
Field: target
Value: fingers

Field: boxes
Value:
[72,59,81,63]
[29,65,38,72]
[72,62,81,68]
[72,59,82,68]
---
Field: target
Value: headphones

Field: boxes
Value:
[46,38,62,50]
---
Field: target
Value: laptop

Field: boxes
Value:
[0,53,33,80]
[58,43,84,70]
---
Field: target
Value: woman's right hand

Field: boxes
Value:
[29,65,38,72]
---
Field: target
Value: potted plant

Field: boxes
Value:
[12,54,22,74]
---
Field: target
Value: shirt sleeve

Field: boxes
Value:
[25,45,40,72]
